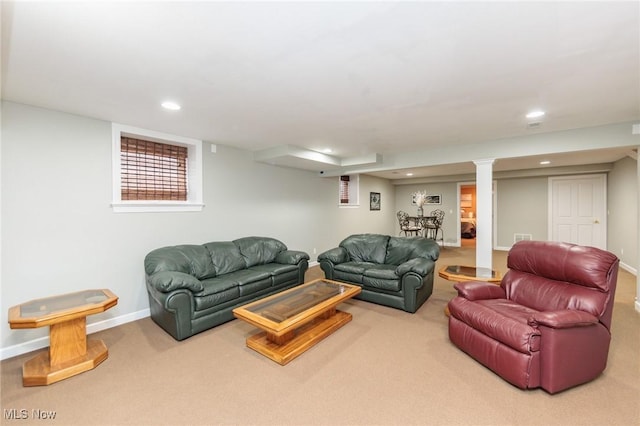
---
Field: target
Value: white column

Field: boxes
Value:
[474,159,495,270]
[636,145,640,313]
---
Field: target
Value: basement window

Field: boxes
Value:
[111,123,204,213]
[339,174,359,207]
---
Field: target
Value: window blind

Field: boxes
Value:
[339,175,350,204]
[121,137,188,201]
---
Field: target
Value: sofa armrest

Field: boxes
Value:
[454,281,505,301]
[149,271,204,293]
[396,258,433,276]
[276,250,310,265]
[528,310,599,329]
[317,247,348,264]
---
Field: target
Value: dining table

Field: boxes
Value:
[407,216,437,238]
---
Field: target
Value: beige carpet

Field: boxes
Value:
[2,247,639,426]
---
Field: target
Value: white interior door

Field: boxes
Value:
[549,174,607,249]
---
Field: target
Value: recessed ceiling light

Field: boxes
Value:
[406,173,413,176]
[161,101,181,111]
[526,110,545,119]
[540,160,551,165]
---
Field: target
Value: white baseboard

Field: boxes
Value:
[0,308,150,361]
[619,261,638,276]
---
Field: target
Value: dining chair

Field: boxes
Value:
[424,209,444,245]
[397,211,422,236]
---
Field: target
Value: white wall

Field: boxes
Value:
[0,102,395,356]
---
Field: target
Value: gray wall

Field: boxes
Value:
[0,101,394,353]
[495,177,549,248]
[607,156,638,271]
[2,101,636,355]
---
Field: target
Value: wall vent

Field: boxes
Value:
[514,233,533,243]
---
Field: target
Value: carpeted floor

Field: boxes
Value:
[1,246,639,425]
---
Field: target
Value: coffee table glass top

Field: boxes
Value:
[444,265,498,279]
[245,280,348,323]
[17,289,114,318]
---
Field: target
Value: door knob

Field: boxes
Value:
[594,219,600,224]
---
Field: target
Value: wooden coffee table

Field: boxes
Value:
[233,279,361,365]
[8,289,118,386]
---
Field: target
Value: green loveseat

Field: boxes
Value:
[318,234,440,313]
[145,236,309,340]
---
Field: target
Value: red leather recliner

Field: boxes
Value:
[447,240,619,394]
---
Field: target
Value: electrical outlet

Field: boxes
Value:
[313,248,317,254]
[621,248,624,255]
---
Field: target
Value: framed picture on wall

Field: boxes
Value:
[370,192,381,210]
[425,194,441,205]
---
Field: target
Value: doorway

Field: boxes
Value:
[459,183,477,248]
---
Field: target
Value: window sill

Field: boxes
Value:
[111,202,205,213]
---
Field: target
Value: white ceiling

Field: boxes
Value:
[2,1,639,179]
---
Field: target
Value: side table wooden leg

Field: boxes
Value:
[50,317,87,366]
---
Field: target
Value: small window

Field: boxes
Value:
[338,174,359,207]
[121,137,188,201]
[112,124,203,213]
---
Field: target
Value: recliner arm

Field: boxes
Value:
[528,310,599,329]
[454,281,505,300]
[396,258,433,276]
[317,247,348,264]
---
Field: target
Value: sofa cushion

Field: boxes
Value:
[334,270,364,284]
[362,266,401,292]
[335,261,377,274]
[386,236,440,264]
[199,276,238,296]
[194,286,240,311]
[234,236,287,267]
[223,269,271,286]
[362,276,401,292]
[385,237,416,265]
[222,269,272,296]
[249,263,298,276]
[340,234,390,264]
[204,242,246,276]
[363,265,398,280]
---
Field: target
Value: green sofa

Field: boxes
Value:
[318,234,440,313]
[145,236,309,340]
